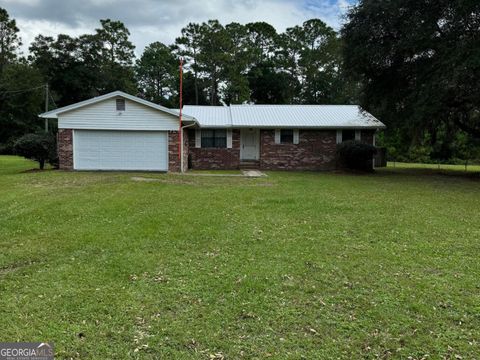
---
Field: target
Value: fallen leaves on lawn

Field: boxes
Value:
[239,310,258,320]
[133,344,149,353]
[209,352,225,359]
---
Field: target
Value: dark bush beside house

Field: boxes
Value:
[336,140,377,172]
[13,133,58,170]
[0,140,15,155]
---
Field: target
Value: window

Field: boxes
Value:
[201,129,227,148]
[342,130,355,142]
[280,129,293,144]
[116,99,125,111]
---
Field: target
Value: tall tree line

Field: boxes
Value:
[0,8,350,149]
[0,3,479,162]
[342,0,480,162]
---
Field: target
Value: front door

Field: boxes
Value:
[240,129,259,160]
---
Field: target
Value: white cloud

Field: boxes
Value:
[15,18,96,55]
[1,0,355,56]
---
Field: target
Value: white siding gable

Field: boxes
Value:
[58,98,179,131]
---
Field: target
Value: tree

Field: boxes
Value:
[13,133,57,170]
[342,0,480,155]
[30,19,137,107]
[248,62,298,104]
[222,22,251,104]
[197,20,231,105]
[175,22,203,105]
[245,22,278,65]
[95,19,136,93]
[296,19,346,104]
[136,42,177,106]
[0,7,21,74]
[277,26,304,93]
[181,71,208,105]
[29,34,99,106]
[0,63,44,146]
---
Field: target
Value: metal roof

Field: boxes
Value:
[182,104,385,129]
[182,105,232,127]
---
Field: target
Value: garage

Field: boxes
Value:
[39,91,196,171]
[74,130,168,171]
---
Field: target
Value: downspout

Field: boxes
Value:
[180,122,196,173]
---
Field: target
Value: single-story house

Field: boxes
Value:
[39,91,386,172]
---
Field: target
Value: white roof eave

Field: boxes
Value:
[38,91,195,121]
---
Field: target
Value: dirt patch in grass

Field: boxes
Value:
[132,175,276,187]
[0,259,38,276]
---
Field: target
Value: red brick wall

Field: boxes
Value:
[188,129,241,170]
[259,129,338,171]
[58,128,376,172]
[182,129,189,172]
[169,130,189,172]
[58,129,73,170]
[361,130,375,145]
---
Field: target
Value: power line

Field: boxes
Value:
[0,84,46,95]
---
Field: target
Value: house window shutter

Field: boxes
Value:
[195,129,201,148]
[293,129,299,144]
[226,129,233,148]
[355,130,361,141]
[336,130,342,144]
[274,129,281,144]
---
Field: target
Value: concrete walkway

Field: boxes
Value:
[131,170,267,182]
[241,170,267,177]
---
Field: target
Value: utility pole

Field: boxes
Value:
[44,83,49,132]
[178,58,183,171]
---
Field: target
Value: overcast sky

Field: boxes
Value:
[1,0,356,56]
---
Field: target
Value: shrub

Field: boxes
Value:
[408,144,432,163]
[336,140,377,172]
[0,140,15,155]
[13,133,57,170]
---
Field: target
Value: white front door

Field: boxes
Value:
[240,129,259,160]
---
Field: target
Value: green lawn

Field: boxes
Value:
[1,156,479,359]
[388,161,480,172]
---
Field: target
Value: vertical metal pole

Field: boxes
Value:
[179,58,184,172]
[44,84,49,132]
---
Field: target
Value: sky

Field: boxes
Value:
[0,0,356,56]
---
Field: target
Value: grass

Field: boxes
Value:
[388,161,480,172]
[0,155,479,359]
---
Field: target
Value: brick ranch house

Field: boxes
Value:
[39,91,386,172]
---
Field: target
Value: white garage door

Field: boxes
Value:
[74,130,168,171]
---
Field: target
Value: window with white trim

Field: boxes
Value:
[201,129,227,148]
[280,129,294,144]
[342,129,355,142]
